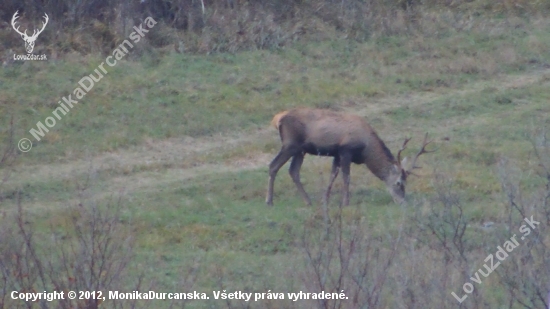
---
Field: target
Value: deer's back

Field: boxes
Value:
[278,108,377,151]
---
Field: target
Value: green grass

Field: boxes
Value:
[2,15,549,166]
[1,13,550,309]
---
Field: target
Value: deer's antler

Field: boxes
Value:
[396,137,411,166]
[406,133,436,176]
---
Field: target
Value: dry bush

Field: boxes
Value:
[2,0,549,56]
[0,116,15,198]
[295,169,491,308]
[0,192,137,309]
[494,129,550,308]
[0,193,200,309]
[0,199,198,309]
[189,4,293,54]
[398,128,550,308]
[399,172,494,309]
[298,206,401,309]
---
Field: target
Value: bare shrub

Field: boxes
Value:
[299,206,400,309]
[3,0,548,56]
[0,164,199,309]
[399,172,488,309]
[494,128,550,308]
[0,191,136,309]
[0,116,16,192]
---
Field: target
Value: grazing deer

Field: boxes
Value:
[266,108,434,206]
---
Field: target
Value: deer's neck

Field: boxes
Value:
[363,138,396,182]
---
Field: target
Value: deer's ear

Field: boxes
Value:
[400,157,408,170]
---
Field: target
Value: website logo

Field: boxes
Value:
[11,11,48,61]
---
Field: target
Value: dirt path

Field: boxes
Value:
[7,68,550,209]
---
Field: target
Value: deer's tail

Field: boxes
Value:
[271,111,289,130]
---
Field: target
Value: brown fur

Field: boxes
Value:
[271,111,289,130]
[266,108,410,206]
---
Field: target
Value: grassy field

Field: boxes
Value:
[1,11,550,309]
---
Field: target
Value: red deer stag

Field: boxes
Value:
[265,108,434,206]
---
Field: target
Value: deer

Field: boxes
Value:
[11,11,49,54]
[265,108,435,206]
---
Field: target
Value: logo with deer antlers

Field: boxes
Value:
[11,11,49,54]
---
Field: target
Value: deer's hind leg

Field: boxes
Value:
[289,152,312,206]
[266,146,297,206]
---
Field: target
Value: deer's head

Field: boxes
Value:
[11,11,49,54]
[387,133,435,204]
